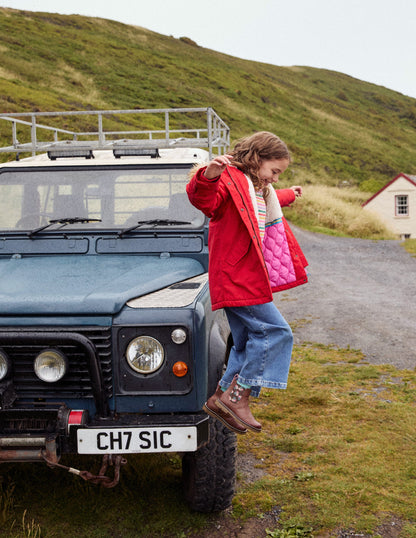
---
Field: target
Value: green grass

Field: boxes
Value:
[0,344,415,536]
[235,344,416,535]
[0,7,415,194]
[402,238,416,256]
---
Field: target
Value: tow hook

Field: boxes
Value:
[42,452,127,488]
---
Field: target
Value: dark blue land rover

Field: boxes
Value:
[0,108,236,512]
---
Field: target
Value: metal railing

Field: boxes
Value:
[0,107,230,159]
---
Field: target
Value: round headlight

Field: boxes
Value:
[126,336,164,374]
[171,328,187,345]
[0,350,10,381]
[34,349,67,383]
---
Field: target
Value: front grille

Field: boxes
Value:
[0,327,112,400]
[0,411,59,434]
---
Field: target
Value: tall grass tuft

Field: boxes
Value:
[0,482,15,526]
[21,510,42,538]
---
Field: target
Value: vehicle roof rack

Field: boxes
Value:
[0,107,230,160]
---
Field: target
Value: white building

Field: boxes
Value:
[362,173,416,239]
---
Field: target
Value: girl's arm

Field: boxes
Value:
[186,158,231,217]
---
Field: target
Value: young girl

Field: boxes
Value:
[186,131,308,434]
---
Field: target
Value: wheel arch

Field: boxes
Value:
[207,311,231,396]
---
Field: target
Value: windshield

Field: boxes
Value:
[0,165,205,231]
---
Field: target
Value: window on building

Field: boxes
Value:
[395,195,409,216]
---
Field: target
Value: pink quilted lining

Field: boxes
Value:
[263,221,296,287]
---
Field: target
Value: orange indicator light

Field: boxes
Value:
[172,361,188,377]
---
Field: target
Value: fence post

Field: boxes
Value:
[165,111,169,144]
[12,121,18,147]
[98,113,104,146]
[207,108,213,159]
[31,115,37,156]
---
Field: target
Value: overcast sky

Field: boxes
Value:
[2,0,416,99]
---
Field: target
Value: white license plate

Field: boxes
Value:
[77,426,197,454]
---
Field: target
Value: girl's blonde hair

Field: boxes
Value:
[230,131,290,192]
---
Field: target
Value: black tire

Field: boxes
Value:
[182,417,237,512]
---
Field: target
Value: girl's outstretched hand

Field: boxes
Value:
[290,185,303,198]
[203,154,233,180]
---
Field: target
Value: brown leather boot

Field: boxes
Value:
[203,384,247,434]
[216,376,262,433]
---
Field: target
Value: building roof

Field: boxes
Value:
[362,173,416,207]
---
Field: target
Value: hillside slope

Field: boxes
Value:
[0,7,415,191]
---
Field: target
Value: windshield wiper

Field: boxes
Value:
[118,219,191,238]
[28,217,102,238]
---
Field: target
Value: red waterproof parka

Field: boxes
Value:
[186,165,308,311]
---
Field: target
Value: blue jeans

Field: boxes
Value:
[219,302,293,397]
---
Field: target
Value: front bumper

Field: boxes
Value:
[0,406,209,462]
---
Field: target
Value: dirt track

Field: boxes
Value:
[276,226,416,370]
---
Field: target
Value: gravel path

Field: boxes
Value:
[276,226,416,370]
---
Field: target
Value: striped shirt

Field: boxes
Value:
[255,191,266,241]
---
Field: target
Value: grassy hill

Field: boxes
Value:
[0,7,415,237]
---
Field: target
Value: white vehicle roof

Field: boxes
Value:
[0,147,210,169]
